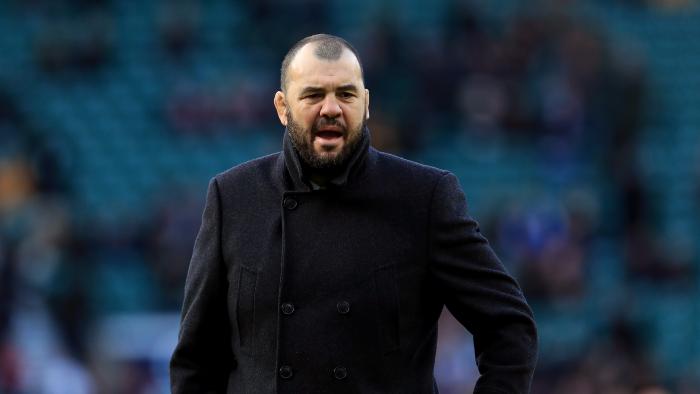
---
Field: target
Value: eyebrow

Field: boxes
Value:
[298,84,359,97]
[337,84,359,92]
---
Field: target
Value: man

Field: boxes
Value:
[170,34,537,393]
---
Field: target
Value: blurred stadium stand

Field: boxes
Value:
[1,0,699,393]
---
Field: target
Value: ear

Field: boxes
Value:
[364,89,370,120]
[274,91,288,126]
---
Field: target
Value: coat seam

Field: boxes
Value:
[273,193,288,392]
[212,177,224,269]
[425,171,450,271]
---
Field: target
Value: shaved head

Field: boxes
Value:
[280,34,364,92]
[313,39,344,60]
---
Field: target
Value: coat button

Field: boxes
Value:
[283,197,298,210]
[281,303,295,315]
[279,365,293,379]
[333,366,348,380]
[336,301,350,314]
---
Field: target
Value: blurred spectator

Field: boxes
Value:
[636,384,672,394]
[536,315,667,394]
[164,74,275,134]
[32,5,114,74]
[434,311,478,394]
[0,159,35,214]
[491,191,594,301]
[361,18,423,152]
[158,2,201,58]
[0,340,22,394]
[0,240,12,337]
[238,0,331,53]
[648,0,697,10]
[147,190,202,308]
[39,350,95,394]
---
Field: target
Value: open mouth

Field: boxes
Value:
[315,130,344,140]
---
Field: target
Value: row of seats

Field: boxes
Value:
[1,0,699,379]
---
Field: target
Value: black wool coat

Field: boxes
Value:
[170,129,538,394]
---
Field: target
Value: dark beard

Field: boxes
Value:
[286,109,365,172]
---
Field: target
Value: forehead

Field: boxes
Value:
[287,43,363,91]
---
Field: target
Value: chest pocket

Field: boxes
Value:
[373,263,400,354]
[236,265,258,356]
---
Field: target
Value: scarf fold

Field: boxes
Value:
[282,125,371,191]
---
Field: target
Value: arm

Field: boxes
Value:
[428,173,537,394]
[170,178,235,393]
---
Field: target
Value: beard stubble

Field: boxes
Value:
[286,109,365,172]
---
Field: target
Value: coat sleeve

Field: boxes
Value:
[428,172,537,394]
[170,177,235,393]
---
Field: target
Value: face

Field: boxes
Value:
[274,43,370,170]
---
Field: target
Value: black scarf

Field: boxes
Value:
[282,125,371,191]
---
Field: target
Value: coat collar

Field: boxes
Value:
[281,125,371,192]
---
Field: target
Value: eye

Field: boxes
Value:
[303,93,323,100]
[339,91,355,99]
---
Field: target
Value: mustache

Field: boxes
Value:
[314,117,346,132]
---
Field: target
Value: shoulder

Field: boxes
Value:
[363,149,461,204]
[208,152,282,200]
[372,148,450,186]
[213,152,280,185]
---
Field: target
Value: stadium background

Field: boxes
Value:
[1,0,699,393]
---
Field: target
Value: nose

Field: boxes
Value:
[319,94,342,118]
